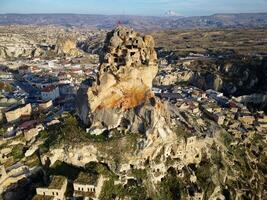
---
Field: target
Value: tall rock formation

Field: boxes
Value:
[56,36,82,57]
[77,26,173,138]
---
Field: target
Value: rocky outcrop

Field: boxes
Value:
[55,36,83,57]
[173,56,267,98]
[0,33,83,60]
[77,26,173,138]
[0,34,37,60]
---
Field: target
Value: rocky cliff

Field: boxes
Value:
[55,36,83,57]
[77,26,173,138]
[0,29,84,60]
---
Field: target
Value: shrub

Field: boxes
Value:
[11,145,24,160]
[159,175,181,200]
[131,168,147,180]
[0,128,6,136]
[221,131,233,147]
[99,178,147,200]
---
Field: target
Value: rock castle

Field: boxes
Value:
[77,26,173,138]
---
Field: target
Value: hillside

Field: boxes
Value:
[0,13,267,30]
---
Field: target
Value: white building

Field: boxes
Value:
[73,172,104,200]
[34,176,67,200]
[41,85,60,101]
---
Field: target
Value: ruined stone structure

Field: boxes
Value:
[77,26,171,137]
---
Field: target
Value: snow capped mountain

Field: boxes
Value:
[164,10,183,17]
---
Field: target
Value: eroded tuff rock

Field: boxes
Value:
[56,36,83,57]
[0,32,83,60]
[77,26,172,137]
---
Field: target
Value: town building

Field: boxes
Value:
[34,176,67,200]
[4,103,32,123]
[200,104,225,125]
[238,115,255,125]
[38,100,53,111]
[73,172,104,200]
[41,85,60,101]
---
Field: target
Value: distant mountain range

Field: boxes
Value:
[0,13,267,30]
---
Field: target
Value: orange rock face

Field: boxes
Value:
[95,85,153,111]
[77,26,171,135]
[87,26,158,113]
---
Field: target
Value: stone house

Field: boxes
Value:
[73,172,104,200]
[5,103,32,123]
[58,72,73,84]
[59,84,75,96]
[238,115,255,125]
[38,100,53,111]
[41,85,60,101]
[35,176,67,200]
[200,104,225,125]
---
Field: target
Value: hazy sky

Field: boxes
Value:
[0,0,267,16]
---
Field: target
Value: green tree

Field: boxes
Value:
[11,145,24,160]
[159,175,181,200]
[0,128,5,136]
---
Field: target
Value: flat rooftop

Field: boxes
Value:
[74,172,98,185]
[48,175,66,190]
